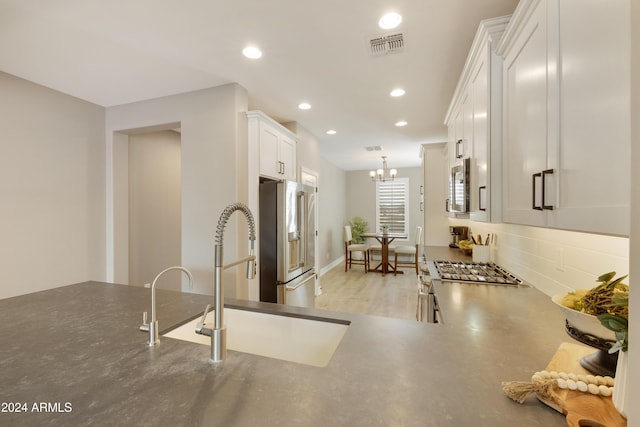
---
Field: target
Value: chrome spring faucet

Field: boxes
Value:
[140,266,194,346]
[196,202,257,363]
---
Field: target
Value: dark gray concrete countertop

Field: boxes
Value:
[0,248,574,426]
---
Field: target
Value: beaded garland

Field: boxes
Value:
[532,370,615,397]
[502,370,616,404]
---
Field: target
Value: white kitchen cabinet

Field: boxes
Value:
[445,16,509,222]
[470,56,489,221]
[497,0,630,236]
[551,0,630,235]
[499,0,551,228]
[276,133,296,180]
[247,110,297,181]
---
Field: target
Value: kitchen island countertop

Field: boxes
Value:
[0,249,575,426]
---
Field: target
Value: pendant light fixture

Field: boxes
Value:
[369,156,397,182]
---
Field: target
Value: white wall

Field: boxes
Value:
[346,167,424,243]
[283,121,322,176]
[318,158,347,272]
[0,72,106,299]
[422,143,450,246]
[628,0,639,421]
[451,219,629,297]
[106,84,250,297]
[128,130,181,289]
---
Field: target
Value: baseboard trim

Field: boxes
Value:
[320,256,345,276]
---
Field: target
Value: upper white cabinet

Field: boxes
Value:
[445,16,509,222]
[498,0,551,227]
[497,0,630,236]
[449,90,470,167]
[247,111,297,181]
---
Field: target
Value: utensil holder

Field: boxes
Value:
[472,245,490,263]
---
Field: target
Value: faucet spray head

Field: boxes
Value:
[247,249,256,279]
[246,255,256,279]
[246,236,256,279]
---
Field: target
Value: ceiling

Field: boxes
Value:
[0,0,519,171]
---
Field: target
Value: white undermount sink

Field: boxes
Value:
[163,308,349,367]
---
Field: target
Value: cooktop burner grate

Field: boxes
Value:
[430,260,523,286]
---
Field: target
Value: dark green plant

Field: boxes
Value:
[598,312,628,353]
[594,272,629,353]
[348,216,368,244]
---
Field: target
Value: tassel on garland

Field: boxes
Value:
[502,379,562,406]
[502,370,615,406]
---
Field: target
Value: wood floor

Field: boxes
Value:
[315,261,421,321]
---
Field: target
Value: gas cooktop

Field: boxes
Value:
[429,260,523,286]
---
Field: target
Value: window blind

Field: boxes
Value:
[376,178,408,234]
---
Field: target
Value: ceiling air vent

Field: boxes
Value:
[369,33,404,56]
[365,145,383,152]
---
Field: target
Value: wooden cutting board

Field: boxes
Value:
[539,342,626,427]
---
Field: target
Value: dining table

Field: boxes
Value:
[361,232,408,275]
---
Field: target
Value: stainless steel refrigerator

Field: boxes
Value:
[259,179,316,307]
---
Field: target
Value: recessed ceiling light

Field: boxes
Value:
[298,102,311,110]
[379,12,402,30]
[390,88,405,97]
[395,120,408,127]
[326,130,337,135]
[242,46,262,59]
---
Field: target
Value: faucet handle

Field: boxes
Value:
[139,311,150,332]
[195,304,212,335]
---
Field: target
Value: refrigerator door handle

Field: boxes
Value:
[297,190,307,268]
[286,271,316,291]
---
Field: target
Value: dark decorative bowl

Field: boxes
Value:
[551,294,618,377]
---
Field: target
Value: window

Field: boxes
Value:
[376,177,409,235]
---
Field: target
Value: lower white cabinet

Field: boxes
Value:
[247,111,297,181]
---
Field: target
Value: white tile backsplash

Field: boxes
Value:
[449,219,630,296]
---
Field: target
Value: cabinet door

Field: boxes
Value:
[445,123,455,213]
[462,89,473,162]
[278,134,297,181]
[259,122,281,179]
[550,0,630,236]
[470,52,488,221]
[452,90,472,165]
[446,122,455,169]
[502,1,549,227]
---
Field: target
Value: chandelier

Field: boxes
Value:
[369,156,397,182]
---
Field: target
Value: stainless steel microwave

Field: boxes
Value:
[449,158,470,213]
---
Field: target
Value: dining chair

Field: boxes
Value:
[393,226,423,275]
[344,226,369,273]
